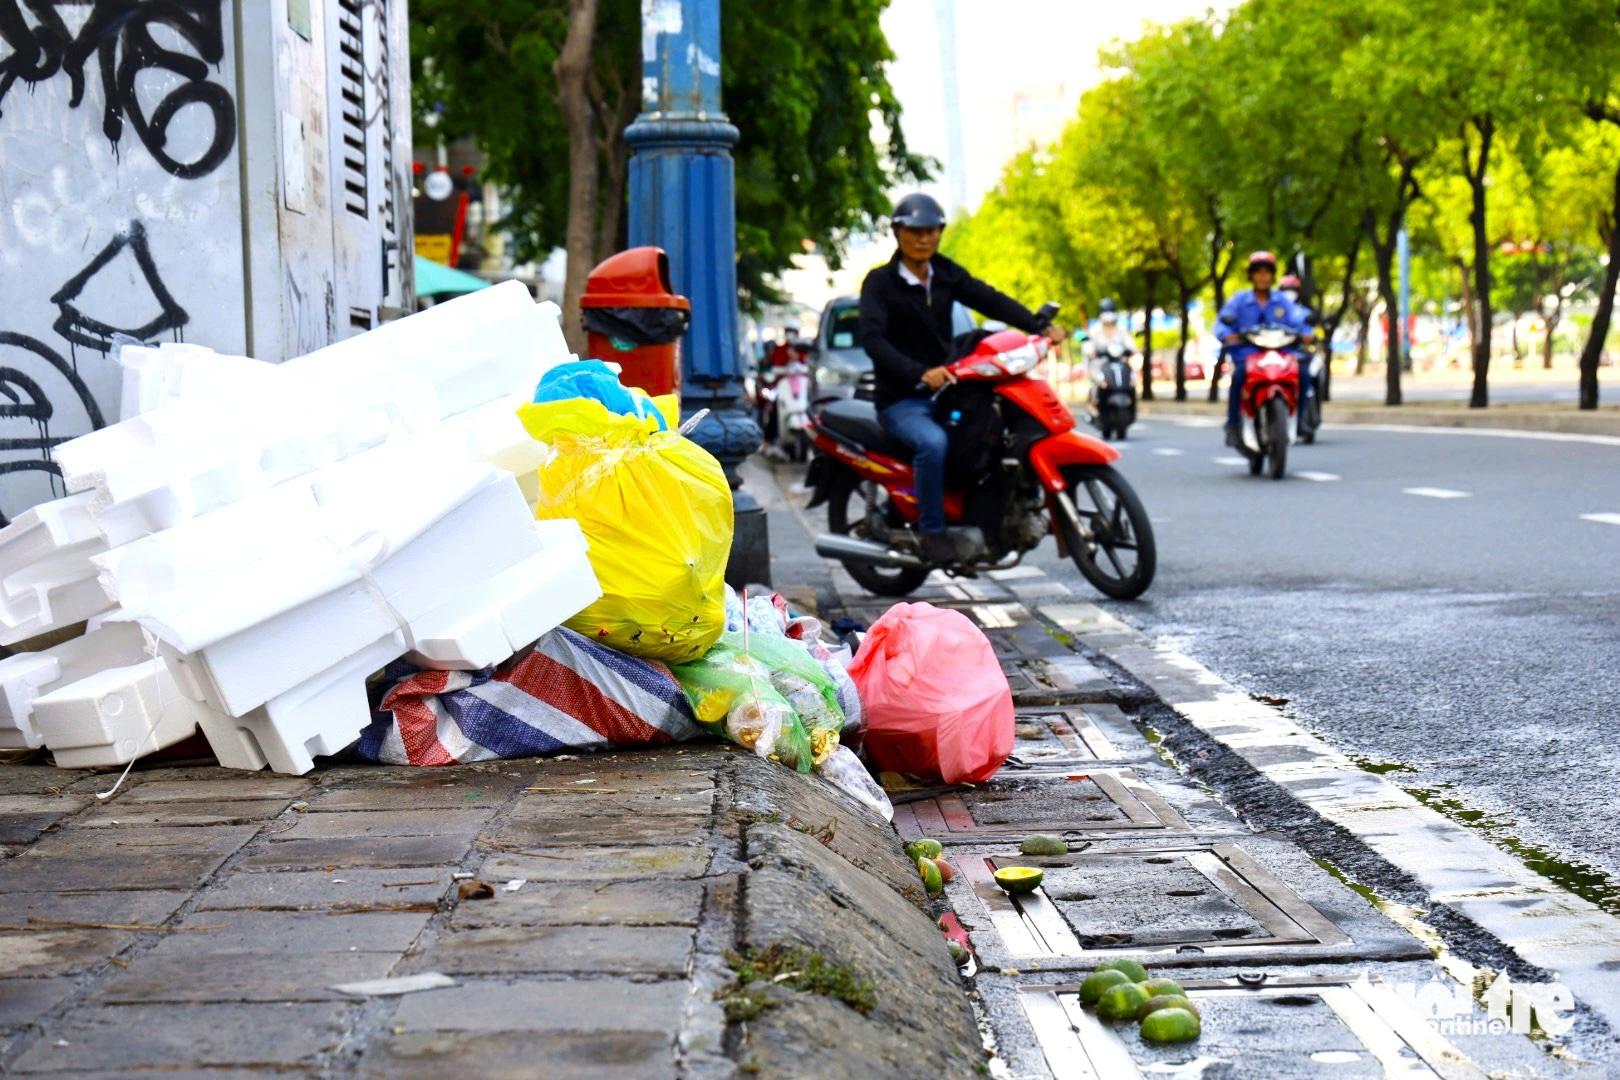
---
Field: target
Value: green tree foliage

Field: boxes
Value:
[411,0,927,333]
[943,0,1620,408]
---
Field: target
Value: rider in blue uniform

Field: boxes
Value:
[1214,251,1316,446]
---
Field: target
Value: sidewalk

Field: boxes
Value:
[1135,395,1620,437]
[0,464,1589,1077]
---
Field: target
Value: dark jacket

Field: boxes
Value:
[859,252,1042,409]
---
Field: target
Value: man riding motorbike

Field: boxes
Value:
[858,192,1068,564]
[1279,274,1325,439]
[1214,252,1315,447]
[1085,298,1133,377]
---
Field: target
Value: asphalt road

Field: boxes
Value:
[1031,412,1620,906]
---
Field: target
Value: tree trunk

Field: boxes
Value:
[1371,230,1402,406]
[1320,237,1363,403]
[593,84,641,264]
[1543,297,1561,370]
[1174,288,1191,402]
[1465,116,1495,408]
[1141,271,1157,402]
[1577,157,1620,409]
[1355,301,1370,376]
[555,0,603,353]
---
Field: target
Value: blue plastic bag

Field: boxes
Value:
[533,359,668,430]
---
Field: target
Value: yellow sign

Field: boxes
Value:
[415,234,453,265]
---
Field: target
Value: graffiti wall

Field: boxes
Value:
[0,1,244,523]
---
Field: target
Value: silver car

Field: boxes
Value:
[811,296,977,399]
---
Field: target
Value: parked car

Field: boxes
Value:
[811,296,977,399]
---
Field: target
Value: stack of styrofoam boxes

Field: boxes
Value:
[0,282,600,773]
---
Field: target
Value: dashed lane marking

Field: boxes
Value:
[1403,487,1471,499]
[1580,512,1620,526]
[1152,448,1184,456]
[1295,471,1340,482]
[1213,456,1247,466]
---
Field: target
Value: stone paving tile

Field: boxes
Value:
[0,854,229,893]
[270,806,496,840]
[417,925,694,977]
[235,832,473,871]
[0,977,76,1027]
[304,768,525,811]
[74,799,293,828]
[142,909,431,956]
[493,811,710,847]
[0,814,70,846]
[358,1030,674,1080]
[390,978,687,1033]
[0,891,189,927]
[449,880,705,929]
[93,949,400,1004]
[196,867,452,910]
[7,1002,347,1073]
[0,768,93,797]
[477,844,710,883]
[116,776,313,803]
[19,823,260,858]
[0,930,131,976]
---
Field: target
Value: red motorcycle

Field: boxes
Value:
[1235,326,1306,479]
[805,304,1156,600]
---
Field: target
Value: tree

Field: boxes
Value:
[411,1,925,349]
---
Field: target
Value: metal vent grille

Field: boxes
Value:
[336,0,368,218]
[350,306,374,332]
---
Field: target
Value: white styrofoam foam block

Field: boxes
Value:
[404,521,600,669]
[198,631,407,774]
[32,655,218,767]
[0,621,149,748]
[0,491,114,643]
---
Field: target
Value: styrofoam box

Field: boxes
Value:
[0,621,148,749]
[32,655,220,768]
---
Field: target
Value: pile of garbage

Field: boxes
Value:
[0,285,926,817]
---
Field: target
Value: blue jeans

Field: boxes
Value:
[879,396,948,534]
[1226,346,1310,430]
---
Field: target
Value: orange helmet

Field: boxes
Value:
[1247,251,1278,275]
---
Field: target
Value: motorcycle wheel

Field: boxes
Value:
[1055,465,1156,600]
[825,468,930,597]
[1265,397,1289,479]
[1303,396,1321,443]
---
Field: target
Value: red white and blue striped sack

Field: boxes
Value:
[357,626,702,766]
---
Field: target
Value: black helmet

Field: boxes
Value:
[891,192,947,229]
[1098,298,1118,314]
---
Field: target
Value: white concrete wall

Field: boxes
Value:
[0,3,248,522]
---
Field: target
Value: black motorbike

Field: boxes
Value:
[1090,340,1137,440]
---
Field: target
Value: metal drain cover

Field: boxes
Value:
[954,841,1387,970]
[1018,975,1485,1080]
[1007,706,1135,769]
[893,768,1187,842]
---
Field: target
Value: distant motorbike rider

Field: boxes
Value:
[1214,252,1315,446]
[859,192,1067,563]
[1085,299,1133,378]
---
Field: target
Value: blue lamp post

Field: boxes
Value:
[627,0,768,586]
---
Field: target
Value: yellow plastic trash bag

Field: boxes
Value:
[518,397,733,664]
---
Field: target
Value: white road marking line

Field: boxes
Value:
[1152,448,1184,456]
[1403,487,1471,499]
[1295,470,1340,482]
[988,566,1047,581]
[1580,512,1620,526]
[1213,456,1247,466]
[1166,416,1223,428]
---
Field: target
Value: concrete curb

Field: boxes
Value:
[1041,600,1620,1038]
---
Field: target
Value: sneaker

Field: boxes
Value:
[919,531,957,565]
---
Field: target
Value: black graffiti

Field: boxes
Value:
[50,220,188,359]
[0,334,108,519]
[0,0,237,179]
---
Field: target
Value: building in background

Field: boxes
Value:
[0,0,412,521]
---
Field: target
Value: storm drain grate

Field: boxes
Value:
[1006,706,1124,768]
[1003,655,1117,705]
[1019,975,1484,1080]
[893,768,1186,842]
[962,843,1350,960]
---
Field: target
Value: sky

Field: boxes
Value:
[775,0,1231,319]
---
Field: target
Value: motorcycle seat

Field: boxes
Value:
[817,398,906,457]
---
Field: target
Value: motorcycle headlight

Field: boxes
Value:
[997,344,1039,376]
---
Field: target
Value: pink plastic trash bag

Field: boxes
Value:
[847,602,1013,784]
